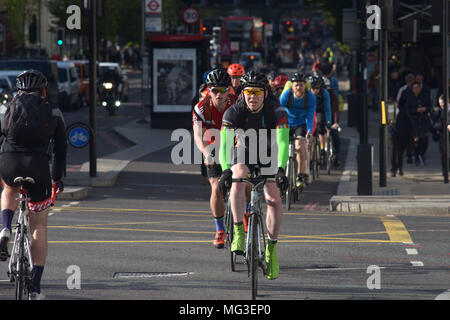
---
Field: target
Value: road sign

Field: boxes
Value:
[182,7,199,25]
[367,53,377,63]
[145,15,162,32]
[67,122,90,148]
[145,0,162,15]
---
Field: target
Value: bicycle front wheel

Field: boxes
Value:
[14,231,28,300]
[224,199,236,272]
[248,214,259,300]
[285,158,295,211]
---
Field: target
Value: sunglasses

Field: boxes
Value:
[209,87,229,94]
[243,88,265,96]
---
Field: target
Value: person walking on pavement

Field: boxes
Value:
[396,73,416,164]
[406,81,432,166]
[431,95,450,176]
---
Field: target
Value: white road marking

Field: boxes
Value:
[406,248,418,255]
[410,261,424,267]
[435,289,450,300]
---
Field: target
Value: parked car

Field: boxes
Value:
[57,61,81,110]
[99,62,129,101]
[239,52,263,71]
[0,60,60,106]
[70,60,90,107]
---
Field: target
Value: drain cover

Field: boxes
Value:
[112,272,192,279]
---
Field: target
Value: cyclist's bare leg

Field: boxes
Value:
[319,133,326,150]
[209,177,225,218]
[1,183,20,213]
[28,208,50,266]
[230,164,249,224]
[298,137,308,174]
[264,182,282,240]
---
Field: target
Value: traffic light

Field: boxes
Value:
[56,27,64,46]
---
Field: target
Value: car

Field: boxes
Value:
[57,61,81,110]
[99,62,129,101]
[238,52,263,71]
[69,60,90,107]
[0,60,60,106]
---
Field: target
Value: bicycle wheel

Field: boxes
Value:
[285,158,294,211]
[248,214,258,300]
[326,137,332,175]
[310,140,317,181]
[314,140,321,180]
[14,230,28,300]
[224,199,236,272]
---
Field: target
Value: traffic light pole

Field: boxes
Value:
[379,0,388,188]
[89,0,97,177]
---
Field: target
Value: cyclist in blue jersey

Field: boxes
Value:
[279,73,316,188]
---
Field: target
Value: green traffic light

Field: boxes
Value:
[57,40,63,46]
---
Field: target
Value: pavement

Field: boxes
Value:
[330,101,450,215]
[61,75,449,215]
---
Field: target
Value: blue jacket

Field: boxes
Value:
[280,89,316,132]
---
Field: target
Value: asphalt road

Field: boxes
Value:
[0,69,448,302]
[1,141,448,301]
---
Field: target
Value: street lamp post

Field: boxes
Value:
[443,0,449,184]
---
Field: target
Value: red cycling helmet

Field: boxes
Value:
[227,63,245,76]
[273,75,288,88]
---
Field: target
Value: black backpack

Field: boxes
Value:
[1,94,55,148]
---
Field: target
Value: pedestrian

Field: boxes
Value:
[405,81,432,166]
[431,95,450,175]
[396,73,416,164]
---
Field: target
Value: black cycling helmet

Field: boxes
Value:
[310,76,324,88]
[206,68,231,87]
[240,71,268,89]
[291,72,308,83]
[16,69,48,92]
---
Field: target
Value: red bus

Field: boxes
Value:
[222,16,263,52]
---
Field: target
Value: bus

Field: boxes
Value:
[222,16,263,53]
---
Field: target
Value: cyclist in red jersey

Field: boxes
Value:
[192,69,237,248]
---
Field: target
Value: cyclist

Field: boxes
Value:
[192,69,237,249]
[323,76,342,167]
[309,76,332,163]
[0,70,67,300]
[279,73,316,188]
[218,71,289,280]
[273,75,288,99]
[227,63,245,96]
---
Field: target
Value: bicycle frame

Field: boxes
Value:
[8,188,33,300]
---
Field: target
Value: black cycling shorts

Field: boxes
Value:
[0,152,52,212]
[206,164,222,178]
[315,112,327,135]
[290,124,307,138]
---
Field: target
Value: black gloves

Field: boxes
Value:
[275,167,288,193]
[218,169,233,198]
[54,180,64,194]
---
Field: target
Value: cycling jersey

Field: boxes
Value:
[219,92,289,171]
[280,89,316,133]
[314,88,332,124]
[192,93,237,144]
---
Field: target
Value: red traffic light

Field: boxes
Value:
[286,20,291,25]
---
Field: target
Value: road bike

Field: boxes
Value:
[230,168,276,300]
[7,177,56,300]
[285,135,303,211]
[224,193,236,272]
[309,131,321,182]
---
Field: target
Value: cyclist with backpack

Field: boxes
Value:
[192,69,237,249]
[279,73,316,188]
[0,70,67,300]
[227,63,245,96]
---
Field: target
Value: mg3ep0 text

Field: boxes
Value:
[223,304,270,315]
